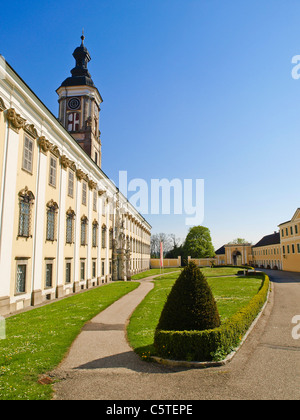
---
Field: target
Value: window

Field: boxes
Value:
[109,229,113,249]
[95,151,98,166]
[92,260,96,278]
[18,187,34,237]
[297,244,300,253]
[102,260,105,276]
[68,112,80,132]
[46,200,58,241]
[93,190,97,212]
[65,261,71,283]
[287,245,290,254]
[82,182,87,205]
[66,208,75,244]
[45,263,53,288]
[286,228,288,236]
[68,170,74,197]
[291,226,293,235]
[292,244,295,254]
[22,136,33,173]
[80,260,85,281]
[81,216,88,246]
[102,225,106,248]
[92,221,98,247]
[49,155,57,187]
[283,245,285,254]
[109,204,113,221]
[296,225,298,235]
[282,229,284,237]
[46,209,55,241]
[19,201,30,237]
[16,264,26,294]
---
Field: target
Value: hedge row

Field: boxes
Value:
[154,272,269,362]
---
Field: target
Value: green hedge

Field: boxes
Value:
[154,272,269,362]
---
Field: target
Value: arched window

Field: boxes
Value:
[102,224,107,249]
[46,200,58,241]
[18,187,35,237]
[92,220,98,247]
[81,215,88,246]
[109,228,113,249]
[66,208,75,244]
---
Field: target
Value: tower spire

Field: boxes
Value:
[57,35,103,167]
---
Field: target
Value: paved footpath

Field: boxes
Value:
[52,270,300,400]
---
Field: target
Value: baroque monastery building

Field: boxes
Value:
[0,36,151,315]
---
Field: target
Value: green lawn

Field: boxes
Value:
[0,281,139,400]
[127,272,263,360]
[200,267,246,277]
[131,268,181,280]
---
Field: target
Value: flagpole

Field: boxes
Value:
[160,241,163,276]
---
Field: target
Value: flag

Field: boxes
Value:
[160,241,163,268]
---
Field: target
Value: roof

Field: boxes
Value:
[2,56,151,230]
[252,232,280,248]
[215,245,225,255]
[278,208,300,226]
[57,36,102,100]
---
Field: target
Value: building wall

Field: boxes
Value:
[279,209,300,272]
[224,244,252,266]
[150,257,181,268]
[251,244,282,269]
[0,60,151,315]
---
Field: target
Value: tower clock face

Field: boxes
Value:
[67,97,81,110]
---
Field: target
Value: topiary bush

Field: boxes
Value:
[157,261,221,332]
[154,272,270,362]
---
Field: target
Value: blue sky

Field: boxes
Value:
[1,0,300,249]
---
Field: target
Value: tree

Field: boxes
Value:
[150,233,173,258]
[183,226,215,259]
[157,262,221,331]
[165,234,183,259]
[228,238,249,245]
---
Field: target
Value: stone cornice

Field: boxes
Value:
[37,136,52,154]
[46,199,59,210]
[76,168,86,180]
[66,207,75,217]
[6,108,26,133]
[88,179,97,190]
[50,145,61,158]
[60,154,72,169]
[24,124,38,139]
[0,97,7,112]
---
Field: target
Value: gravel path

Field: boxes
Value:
[52,270,300,400]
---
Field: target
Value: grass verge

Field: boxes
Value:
[0,281,139,400]
[131,268,181,280]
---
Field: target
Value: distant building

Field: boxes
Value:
[215,209,300,272]
[0,36,151,315]
[278,208,300,272]
[215,243,252,266]
[251,232,281,270]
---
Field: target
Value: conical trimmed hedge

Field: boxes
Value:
[157,262,221,331]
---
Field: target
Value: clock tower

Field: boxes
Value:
[56,34,103,167]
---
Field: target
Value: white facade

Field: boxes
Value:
[0,57,151,315]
